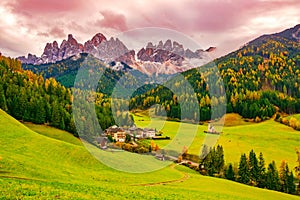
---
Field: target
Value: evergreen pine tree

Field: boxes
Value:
[34,99,46,124]
[225,163,235,181]
[249,149,259,185]
[266,161,280,191]
[257,152,266,188]
[215,145,225,174]
[279,161,288,192]
[0,85,7,111]
[50,101,61,128]
[287,171,296,194]
[238,153,250,184]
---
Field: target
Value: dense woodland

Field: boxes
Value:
[0,55,133,139]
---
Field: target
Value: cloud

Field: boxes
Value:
[0,0,299,57]
[49,26,65,38]
[37,27,65,38]
[129,0,300,33]
[95,10,128,31]
[7,0,85,15]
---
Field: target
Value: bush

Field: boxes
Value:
[255,116,262,122]
[289,117,297,129]
[281,118,289,125]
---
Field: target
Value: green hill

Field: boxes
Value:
[0,109,299,199]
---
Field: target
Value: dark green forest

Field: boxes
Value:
[0,55,133,139]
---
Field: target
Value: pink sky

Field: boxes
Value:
[0,0,299,58]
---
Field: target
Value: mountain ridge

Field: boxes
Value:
[18,33,214,75]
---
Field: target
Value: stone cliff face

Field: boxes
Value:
[18,34,213,75]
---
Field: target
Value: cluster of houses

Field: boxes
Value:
[104,125,157,143]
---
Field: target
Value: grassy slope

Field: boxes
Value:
[23,123,82,146]
[0,109,299,199]
[286,114,300,121]
[133,112,300,166]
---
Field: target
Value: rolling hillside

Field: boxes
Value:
[0,109,299,199]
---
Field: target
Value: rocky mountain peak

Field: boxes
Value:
[17,34,211,75]
[137,39,205,64]
[163,39,172,51]
[91,33,107,46]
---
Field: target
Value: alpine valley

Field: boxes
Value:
[1,20,300,200]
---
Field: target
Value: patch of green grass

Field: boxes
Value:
[23,123,82,146]
[0,109,299,199]
[285,114,300,121]
[133,112,300,166]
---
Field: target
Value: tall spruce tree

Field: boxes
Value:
[225,163,235,181]
[266,161,280,191]
[257,152,266,188]
[215,145,225,174]
[238,153,250,184]
[0,84,7,111]
[279,161,288,192]
[249,149,259,185]
[287,171,296,194]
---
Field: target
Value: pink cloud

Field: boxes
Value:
[37,32,49,37]
[129,0,300,33]
[95,10,128,31]
[7,0,85,15]
[0,0,299,57]
[49,26,65,38]
[37,27,65,38]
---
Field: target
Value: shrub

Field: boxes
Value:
[255,116,261,123]
[281,118,289,125]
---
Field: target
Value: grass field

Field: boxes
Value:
[285,114,300,121]
[133,111,300,167]
[0,109,299,199]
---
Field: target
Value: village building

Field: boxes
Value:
[96,136,108,149]
[104,125,157,142]
[113,132,126,142]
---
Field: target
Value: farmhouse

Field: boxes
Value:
[113,132,126,142]
[126,126,156,139]
[104,125,126,142]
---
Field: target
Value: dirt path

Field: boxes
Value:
[131,164,190,186]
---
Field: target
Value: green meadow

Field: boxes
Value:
[133,111,300,167]
[0,109,299,199]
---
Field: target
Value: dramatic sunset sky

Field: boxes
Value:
[0,0,299,57]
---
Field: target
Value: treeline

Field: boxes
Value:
[0,55,133,139]
[195,146,297,195]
